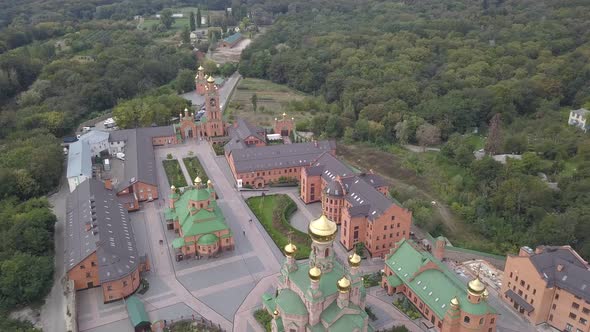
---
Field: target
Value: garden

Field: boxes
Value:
[253,309,272,332]
[163,159,188,187]
[393,297,422,320]
[246,194,310,259]
[183,156,209,183]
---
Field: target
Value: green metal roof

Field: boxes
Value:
[187,187,212,201]
[172,237,185,249]
[164,208,176,221]
[276,289,307,316]
[387,274,403,287]
[197,233,219,245]
[170,188,230,238]
[126,295,149,328]
[385,239,495,319]
[223,32,242,44]
[288,261,347,300]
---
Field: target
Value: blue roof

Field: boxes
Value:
[67,141,92,178]
[223,32,242,44]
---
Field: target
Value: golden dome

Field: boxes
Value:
[207,75,215,83]
[348,253,361,267]
[308,214,337,242]
[450,296,460,309]
[309,266,322,281]
[170,185,176,190]
[198,65,204,71]
[482,288,489,300]
[284,242,297,256]
[468,277,486,295]
[272,309,279,318]
[337,276,351,293]
[207,179,212,184]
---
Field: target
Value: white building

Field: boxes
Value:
[67,141,92,192]
[79,130,110,157]
[568,108,590,132]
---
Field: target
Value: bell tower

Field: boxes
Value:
[195,65,206,95]
[308,214,337,272]
[204,75,224,138]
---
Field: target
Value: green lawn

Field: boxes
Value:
[141,18,190,30]
[183,157,209,183]
[162,159,188,187]
[246,195,311,260]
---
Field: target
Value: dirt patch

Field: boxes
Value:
[210,38,251,63]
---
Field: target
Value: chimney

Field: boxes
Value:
[104,179,113,191]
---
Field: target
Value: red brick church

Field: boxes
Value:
[178,74,225,140]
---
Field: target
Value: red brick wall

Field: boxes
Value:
[152,135,177,146]
[301,171,322,203]
[101,268,140,303]
[365,204,412,258]
[322,195,344,224]
[340,209,367,250]
[133,182,158,201]
[68,252,100,290]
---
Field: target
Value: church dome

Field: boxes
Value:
[170,185,176,191]
[309,266,322,281]
[308,214,337,242]
[195,176,202,184]
[348,253,361,267]
[198,65,204,71]
[450,296,460,309]
[207,75,215,83]
[468,277,486,295]
[482,288,489,300]
[337,276,351,293]
[284,242,297,256]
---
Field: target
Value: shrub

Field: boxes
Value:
[253,309,272,332]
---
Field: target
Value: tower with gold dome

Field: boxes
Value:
[195,65,207,95]
[381,238,497,332]
[263,214,373,332]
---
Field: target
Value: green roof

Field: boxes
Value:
[197,233,219,245]
[170,187,230,238]
[386,274,403,287]
[276,289,307,316]
[187,187,212,201]
[385,239,495,319]
[172,237,185,249]
[126,295,149,328]
[287,261,346,300]
[223,32,242,44]
[164,208,177,221]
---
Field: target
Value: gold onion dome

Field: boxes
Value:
[309,266,322,281]
[272,308,279,318]
[468,277,486,295]
[195,176,202,184]
[348,253,361,267]
[450,296,460,309]
[198,65,204,71]
[207,179,212,184]
[308,214,337,242]
[337,276,351,293]
[482,288,489,299]
[207,75,215,83]
[170,185,176,190]
[284,242,297,256]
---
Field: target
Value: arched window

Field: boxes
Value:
[464,316,470,324]
[325,248,329,257]
[479,318,484,325]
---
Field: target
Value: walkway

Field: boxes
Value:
[176,156,193,185]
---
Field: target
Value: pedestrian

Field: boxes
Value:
[249,218,252,224]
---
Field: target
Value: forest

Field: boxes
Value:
[239,0,590,256]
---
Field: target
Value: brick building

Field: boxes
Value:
[381,239,497,331]
[165,178,234,260]
[300,152,412,258]
[108,126,178,211]
[224,136,336,188]
[501,245,590,332]
[195,65,207,95]
[274,112,294,137]
[219,32,243,48]
[65,179,149,303]
[178,75,225,140]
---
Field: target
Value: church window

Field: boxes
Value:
[464,316,470,324]
[325,248,329,257]
[479,318,484,325]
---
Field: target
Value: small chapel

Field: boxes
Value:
[262,214,374,332]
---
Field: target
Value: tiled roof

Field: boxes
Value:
[232,117,266,142]
[228,140,336,173]
[529,246,590,302]
[342,177,393,220]
[276,288,307,316]
[67,140,92,178]
[572,108,590,116]
[223,32,242,44]
[385,239,495,319]
[79,130,109,145]
[171,186,230,238]
[65,179,138,283]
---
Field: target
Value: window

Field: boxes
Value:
[520,280,525,286]
[580,318,587,325]
[566,324,573,332]
[384,225,387,230]
[556,294,560,300]
[549,314,553,321]
[123,281,127,287]
[573,302,580,309]
[86,272,91,278]
[80,264,85,269]
[527,284,530,290]
[533,289,536,295]
[107,285,112,291]
[391,216,396,220]
[583,308,590,314]
[397,223,400,227]
[390,233,393,238]
[510,272,513,278]
[570,313,577,319]
[479,318,484,325]
[491,318,494,324]
[91,261,96,267]
[464,316,470,324]
[515,276,519,281]
[531,299,534,305]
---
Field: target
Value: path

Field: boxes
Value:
[180,71,241,109]
[176,156,193,185]
[403,144,441,153]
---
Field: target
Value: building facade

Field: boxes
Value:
[195,65,207,95]
[381,239,497,331]
[65,179,149,303]
[274,113,295,137]
[568,108,590,132]
[166,178,234,260]
[262,214,373,332]
[178,75,225,140]
[501,245,590,332]
[219,32,243,48]
[67,140,92,192]
[300,152,412,258]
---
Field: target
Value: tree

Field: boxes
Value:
[416,123,441,149]
[197,8,202,28]
[207,14,211,27]
[189,12,196,31]
[160,10,175,30]
[485,113,502,155]
[251,93,258,112]
[175,69,195,93]
[181,26,190,44]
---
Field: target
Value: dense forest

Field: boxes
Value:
[239,0,590,256]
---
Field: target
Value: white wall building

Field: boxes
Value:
[568,108,590,132]
[79,130,110,157]
[67,141,92,192]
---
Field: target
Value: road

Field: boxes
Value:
[180,71,241,110]
[40,172,69,332]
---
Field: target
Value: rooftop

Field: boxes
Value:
[67,140,92,178]
[231,117,266,142]
[223,32,242,44]
[65,179,139,283]
[227,140,336,173]
[571,108,590,116]
[79,130,109,145]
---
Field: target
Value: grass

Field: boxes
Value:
[225,78,307,127]
[141,18,190,30]
[253,309,272,332]
[246,194,311,259]
[183,157,209,184]
[163,159,188,187]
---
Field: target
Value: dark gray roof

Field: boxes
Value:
[312,152,356,182]
[358,173,387,188]
[505,289,534,313]
[65,179,138,283]
[572,108,590,116]
[228,140,336,173]
[233,117,266,142]
[342,176,394,220]
[109,126,175,190]
[67,140,92,178]
[325,180,343,196]
[529,247,590,301]
[224,137,246,154]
